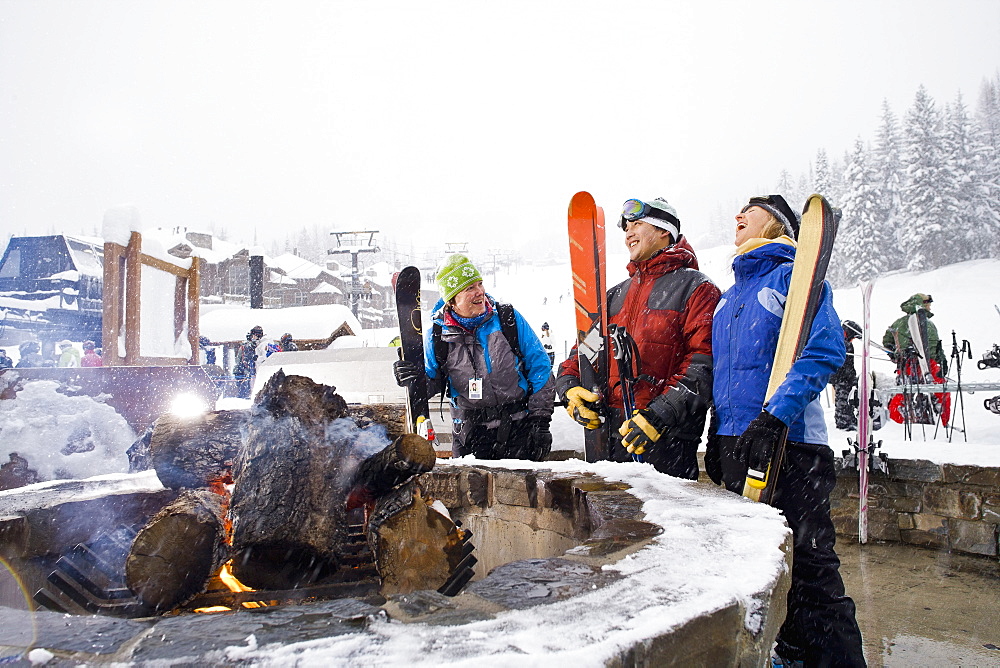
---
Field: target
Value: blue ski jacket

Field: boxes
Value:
[711,241,843,445]
[426,295,555,423]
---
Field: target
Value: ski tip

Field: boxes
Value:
[569,191,596,211]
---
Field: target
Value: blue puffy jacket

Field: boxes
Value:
[711,241,843,445]
[426,296,555,422]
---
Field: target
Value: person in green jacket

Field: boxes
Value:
[882,294,947,373]
[882,293,950,425]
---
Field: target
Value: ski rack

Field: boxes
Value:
[876,381,1000,399]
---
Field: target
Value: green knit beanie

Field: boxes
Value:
[436,254,483,302]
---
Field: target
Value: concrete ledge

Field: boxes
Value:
[0,462,791,666]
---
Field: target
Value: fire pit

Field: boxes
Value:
[1,459,791,666]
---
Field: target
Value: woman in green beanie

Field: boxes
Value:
[393,254,555,460]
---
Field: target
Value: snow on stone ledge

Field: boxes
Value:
[222,458,790,667]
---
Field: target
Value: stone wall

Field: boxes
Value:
[830,457,1000,558]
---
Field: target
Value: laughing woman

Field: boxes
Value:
[708,195,866,667]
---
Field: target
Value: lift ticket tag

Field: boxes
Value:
[468,378,483,400]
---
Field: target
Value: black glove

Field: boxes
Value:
[704,433,723,485]
[736,410,787,487]
[393,359,421,387]
[524,417,553,461]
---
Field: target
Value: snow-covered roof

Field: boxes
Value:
[271,253,329,280]
[199,303,362,342]
[270,271,297,286]
[311,281,342,295]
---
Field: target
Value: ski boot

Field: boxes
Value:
[978,343,1000,370]
[985,396,1000,415]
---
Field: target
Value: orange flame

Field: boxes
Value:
[193,560,265,612]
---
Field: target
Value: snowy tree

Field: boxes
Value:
[871,100,905,271]
[814,149,833,198]
[899,86,949,271]
[833,138,890,284]
[975,74,1000,257]
[942,92,996,261]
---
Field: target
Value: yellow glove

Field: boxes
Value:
[618,409,664,456]
[564,386,602,430]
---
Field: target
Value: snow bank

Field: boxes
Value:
[0,381,135,481]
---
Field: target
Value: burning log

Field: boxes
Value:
[125,489,229,611]
[368,481,476,597]
[229,371,440,591]
[355,433,436,497]
[348,403,409,441]
[145,410,247,489]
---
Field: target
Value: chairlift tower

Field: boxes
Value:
[328,230,380,319]
[445,242,469,255]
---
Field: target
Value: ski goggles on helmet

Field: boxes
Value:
[618,199,680,231]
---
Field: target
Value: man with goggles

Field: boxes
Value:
[556,197,720,479]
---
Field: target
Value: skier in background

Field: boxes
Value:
[57,340,81,368]
[233,325,264,398]
[882,293,950,426]
[539,322,555,364]
[393,254,555,461]
[279,333,299,352]
[81,341,103,367]
[15,341,43,368]
[0,349,12,369]
[706,195,865,667]
[556,197,719,479]
[831,320,861,430]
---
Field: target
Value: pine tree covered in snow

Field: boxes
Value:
[899,86,949,271]
[872,100,905,272]
[942,92,994,261]
[975,74,1000,257]
[834,138,889,283]
[814,149,834,201]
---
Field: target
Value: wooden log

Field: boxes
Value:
[229,371,436,591]
[125,489,228,611]
[145,410,248,489]
[367,481,472,596]
[354,433,436,497]
[229,370,352,590]
[348,403,408,441]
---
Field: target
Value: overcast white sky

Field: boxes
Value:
[2,0,999,262]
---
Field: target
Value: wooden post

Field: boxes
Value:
[102,242,123,366]
[188,256,201,362]
[124,232,142,365]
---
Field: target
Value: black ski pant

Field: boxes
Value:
[607,407,700,480]
[452,416,533,460]
[832,379,857,431]
[714,436,866,668]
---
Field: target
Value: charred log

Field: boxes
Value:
[354,433,436,497]
[125,489,228,611]
[368,481,475,597]
[229,370,352,590]
[229,371,437,591]
[145,410,248,489]
[347,403,408,441]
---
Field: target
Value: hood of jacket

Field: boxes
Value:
[900,293,934,317]
[626,235,700,279]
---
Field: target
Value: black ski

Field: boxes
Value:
[395,266,435,443]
